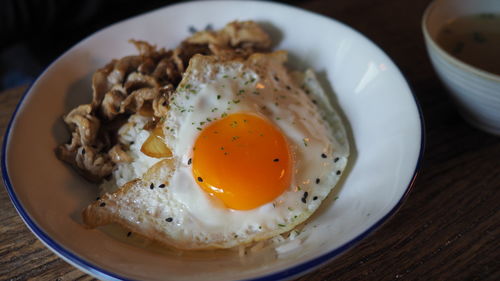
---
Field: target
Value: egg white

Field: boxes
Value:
[150,51,350,248]
[98,51,349,249]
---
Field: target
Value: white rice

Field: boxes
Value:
[99,114,162,195]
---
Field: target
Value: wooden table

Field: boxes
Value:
[1,0,499,280]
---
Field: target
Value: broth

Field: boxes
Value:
[436,13,500,75]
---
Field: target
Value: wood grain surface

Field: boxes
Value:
[1,0,499,280]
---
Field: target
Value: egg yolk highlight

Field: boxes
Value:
[192,113,292,210]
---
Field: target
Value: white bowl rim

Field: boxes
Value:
[1,1,426,280]
[422,0,500,83]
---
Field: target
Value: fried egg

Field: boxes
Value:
[88,51,349,250]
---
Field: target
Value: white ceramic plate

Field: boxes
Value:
[2,1,424,280]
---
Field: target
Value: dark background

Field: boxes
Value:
[0,0,182,90]
[1,0,310,90]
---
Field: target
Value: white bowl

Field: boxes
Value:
[2,1,424,280]
[422,0,500,135]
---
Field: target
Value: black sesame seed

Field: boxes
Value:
[321,153,327,159]
[150,183,154,190]
[312,99,317,104]
[334,157,340,163]
[99,202,106,207]
[336,170,342,175]
[96,197,100,201]
[301,191,309,204]
[313,196,318,201]
[188,158,192,165]
[274,76,280,82]
[315,178,320,184]
[81,148,86,155]
[166,217,173,222]
[273,158,280,162]
[162,101,167,106]
[158,184,165,188]
[197,177,203,182]
[286,85,291,90]
[127,232,132,237]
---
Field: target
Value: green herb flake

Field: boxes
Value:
[217,95,221,100]
[278,224,285,227]
[221,112,228,118]
[223,75,229,78]
[233,99,240,104]
[196,127,202,131]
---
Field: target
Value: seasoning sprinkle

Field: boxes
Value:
[96,197,100,201]
[81,148,86,155]
[315,178,320,184]
[165,217,173,222]
[313,196,318,201]
[278,224,286,227]
[321,153,327,159]
[273,158,280,162]
[301,191,309,204]
[99,202,106,207]
[127,232,132,237]
[334,157,340,163]
[197,177,203,182]
[336,170,342,175]
[158,184,166,188]
[150,183,154,190]
[188,158,192,165]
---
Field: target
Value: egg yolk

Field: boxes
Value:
[192,113,292,210]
